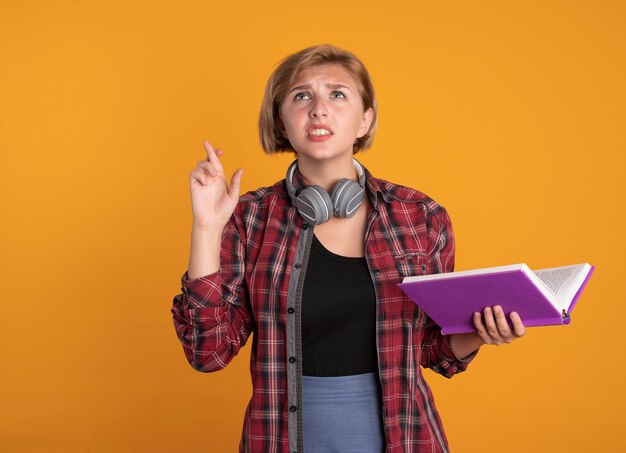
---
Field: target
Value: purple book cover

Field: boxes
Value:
[398,265,594,335]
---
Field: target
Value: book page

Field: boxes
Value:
[534,266,576,294]
[533,264,589,311]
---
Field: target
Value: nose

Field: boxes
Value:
[309,97,328,118]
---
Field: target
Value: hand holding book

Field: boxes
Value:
[449,305,526,359]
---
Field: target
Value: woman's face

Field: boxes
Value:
[279,63,373,163]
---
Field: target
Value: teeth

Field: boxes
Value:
[309,129,330,136]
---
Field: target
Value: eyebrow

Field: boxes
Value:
[287,83,352,93]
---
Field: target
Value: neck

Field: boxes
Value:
[297,155,359,193]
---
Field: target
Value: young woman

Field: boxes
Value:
[172,45,525,453]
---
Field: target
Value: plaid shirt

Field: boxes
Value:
[172,165,477,452]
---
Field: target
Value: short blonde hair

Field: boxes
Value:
[259,44,378,154]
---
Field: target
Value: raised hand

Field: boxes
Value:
[189,141,244,231]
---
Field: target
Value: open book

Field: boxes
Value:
[398,263,595,335]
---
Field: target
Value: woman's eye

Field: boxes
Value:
[294,92,310,101]
[331,90,346,99]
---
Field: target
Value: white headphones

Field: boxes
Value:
[285,159,367,225]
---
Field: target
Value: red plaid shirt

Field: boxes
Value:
[172,166,477,452]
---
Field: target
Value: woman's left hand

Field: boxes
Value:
[474,305,526,345]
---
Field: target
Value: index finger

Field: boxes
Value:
[203,140,225,174]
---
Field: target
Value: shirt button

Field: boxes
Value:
[295,263,301,269]
[373,269,381,274]
[289,357,296,363]
[290,405,297,412]
[287,307,295,314]
[421,264,427,272]
[302,223,309,230]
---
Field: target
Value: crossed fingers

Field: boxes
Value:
[190,142,225,186]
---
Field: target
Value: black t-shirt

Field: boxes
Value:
[301,234,378,376]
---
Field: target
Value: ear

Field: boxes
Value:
[356,107,374,139]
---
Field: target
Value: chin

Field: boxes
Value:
[295,144,353,161]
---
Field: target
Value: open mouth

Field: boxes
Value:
[308,128,332,137]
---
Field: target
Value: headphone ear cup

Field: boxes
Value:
[295,186,334,225]
[331,179,365,218]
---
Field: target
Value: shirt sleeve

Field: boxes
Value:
[420,206,479,377]
[171,216,254,372]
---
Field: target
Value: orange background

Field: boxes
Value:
[1,1,625,452]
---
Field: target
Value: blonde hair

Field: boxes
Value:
[259,44,378,154]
